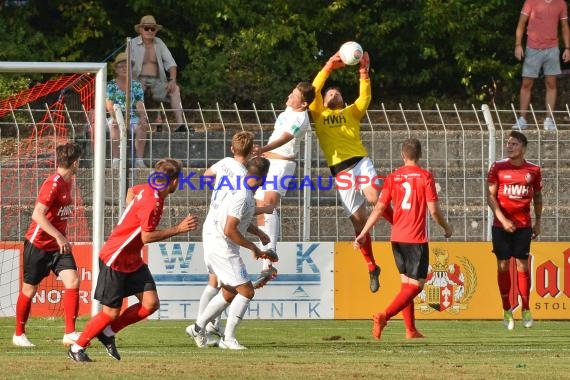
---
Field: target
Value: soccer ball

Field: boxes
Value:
[339,41,363,66]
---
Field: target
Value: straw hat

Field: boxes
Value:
[134,15,163,33]
[113,52,128,66]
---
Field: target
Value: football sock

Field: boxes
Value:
[356,232,377,271]
[497,270,511,310]
[224,294,250,340]
[63,288,79,334]
[15,292,32,336]
[196,292,230,329]
[258,225,271,271]
[75,311,114,348]
[517,270,531,310]
[264,208,279,252]
[385,283,422,320]
[110,303,154,334]
[401,288,417,331]
[198,285,219,319]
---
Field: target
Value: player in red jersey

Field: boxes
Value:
[487,130,542,330]
[68,158,199,362]
[355,138,452,340]
[13,142,83,348]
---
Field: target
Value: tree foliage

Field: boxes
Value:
[0,0,535,107]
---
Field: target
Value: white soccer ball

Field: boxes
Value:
[339,41,363,66]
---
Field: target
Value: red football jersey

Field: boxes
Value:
[99,184,164,273]
[25,173,73,251]
[379,165,438,243]
[487,159,542,228]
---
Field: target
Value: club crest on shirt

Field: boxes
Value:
[416,248,477,314]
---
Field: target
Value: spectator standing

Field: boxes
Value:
[513,0,570,130]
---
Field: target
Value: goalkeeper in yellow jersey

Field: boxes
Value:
[309,50,392,293]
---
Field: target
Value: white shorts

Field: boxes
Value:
[204,243,250,287]
[254,158,297,200]
[334,157,383,216]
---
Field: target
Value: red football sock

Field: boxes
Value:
[356,232,377,271]
[63,288,79,334]
[76,311,114,348]
[497,270,511,310]
[517,270,531,310]
[110,303,154,334]
[15,292,32,336]
[385,283,421,320]
[402,295,416,331]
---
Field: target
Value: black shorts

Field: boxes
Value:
[23,239,77,285]
[94,260,156,308]
[391,242,429,280]
[491,226,532,260]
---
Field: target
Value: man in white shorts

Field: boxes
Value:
[310,50,392,293]
[188,131,273,345]
[186,157,277,350]
[251,82,316,288]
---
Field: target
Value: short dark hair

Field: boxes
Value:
[401,138,422,161]
[297,82,316,105]
[509,130,528,147]
[154,158,183,180]
[246,156,270,178]
[56,142,83,169]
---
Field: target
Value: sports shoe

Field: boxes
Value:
[522,309,534,328]
[512,116,528,130]
[503,310,515,331]
[206,333,220,347]
[135,159,147,168]
[12,333,35,347]
[68,347,93,363]
[405,329,425,339]
[543,117,556,131]
[372,312,387,340]
[186,324,207,348]
[253,266,278,289]
[369,265,381,293]
[218,337,247,350]
[62,331,81,346]
[97,332,121,360]
[205,321,224,337]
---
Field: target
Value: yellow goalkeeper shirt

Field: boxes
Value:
[309,68,371,168]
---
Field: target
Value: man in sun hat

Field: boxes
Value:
[131,15,185,131]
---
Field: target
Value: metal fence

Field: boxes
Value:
[1,103,569,243]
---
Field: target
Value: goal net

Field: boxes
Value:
[0,62,107,317]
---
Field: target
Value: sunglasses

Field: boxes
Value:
[143,26,156,32]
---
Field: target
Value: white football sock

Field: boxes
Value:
[196,292,229,330]
[197,284,219,320]
[224,293,250,340]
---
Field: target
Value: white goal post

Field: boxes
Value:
[0,62,107,316]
